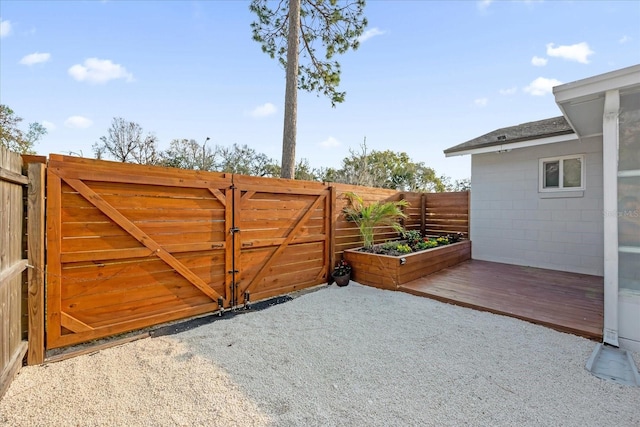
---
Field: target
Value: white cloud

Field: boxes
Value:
[0,20,11,38]
[474,98,488,107]
[68,58,133,84]
[531,56,547,67]
[249,102,277,118]
[477,0,493,11]
[358,27,386,43]
[619,35,631,44]
[546,42,594,64]
[19,52,51,66]
[42,121,56,131]
[64,116,93,129]
[499,87,517,95]
[0,19,11,38]
[524,77,562,96]
[319,136,340,148]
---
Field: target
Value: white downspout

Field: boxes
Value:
[602,89,619,347]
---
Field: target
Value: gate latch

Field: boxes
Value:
[229,227,240,234]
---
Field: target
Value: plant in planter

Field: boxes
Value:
[436,236,450,246]
[342,192,409,249]
[446,232,464,244]
[332,259,352,287]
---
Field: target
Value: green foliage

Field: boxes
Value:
[381,241,399,251]
[250,0,367,107]
[415,239,438,250]
[436,236,450,246]
[320,140,447,191]
[401,230,423,247]
[215,143,279,176]
[395,244,412,254]
[342,191,409,249]
[333,259,351,276]
[441,176,471,192]
[267,158,321,181]
[0,104,46,154]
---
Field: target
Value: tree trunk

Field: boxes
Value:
[280,0,300,179]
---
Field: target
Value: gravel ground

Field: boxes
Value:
[2,283,639,427]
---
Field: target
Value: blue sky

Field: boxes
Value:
[1,0,639,180]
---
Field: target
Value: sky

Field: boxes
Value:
[1,0,639,181]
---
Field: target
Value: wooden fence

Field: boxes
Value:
[332,184,470,259]
[0,146,26,398]
[1,152,469,373]
[45,155,332,349]
[0,148,45,398]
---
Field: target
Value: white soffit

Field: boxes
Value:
[554,65,640,138]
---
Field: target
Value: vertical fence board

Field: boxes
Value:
[0,146,29,398]
[27,163,45,365]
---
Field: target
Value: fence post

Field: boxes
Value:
[27,163,45,365]
[328,186,336,276]
[420,193,426,236]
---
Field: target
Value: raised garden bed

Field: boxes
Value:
[343,240,471,291]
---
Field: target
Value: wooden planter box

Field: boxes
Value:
[343,240,471,291]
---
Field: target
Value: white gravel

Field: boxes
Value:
[2,283,639,427]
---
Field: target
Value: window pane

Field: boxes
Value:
[618,175,640,293]
[619,92,640,172]
[544,161,559,188]
[563,158,582,187]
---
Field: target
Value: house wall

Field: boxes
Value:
[470,136,604,276]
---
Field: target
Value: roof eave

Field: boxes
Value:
[444,132,578,157]
[554,65,640,138]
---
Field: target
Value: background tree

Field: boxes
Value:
[215,143,280,177]
[93,117,159,165]
[322,141,446,191]
[250,0,367,179]
[442,177,471,192]
[0,104,47,154]
[161,138,216,170]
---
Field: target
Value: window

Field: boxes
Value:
[539,155,585,192]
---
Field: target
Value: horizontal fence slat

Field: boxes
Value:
[0,260,28,290]
[0,167,29,185]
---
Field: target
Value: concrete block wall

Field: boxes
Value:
[470,135,604,276]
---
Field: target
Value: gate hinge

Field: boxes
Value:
[229,227,240,234]
[217,297,224,316]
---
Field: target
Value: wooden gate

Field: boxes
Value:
[46,155,234,349]
[232,175,331,305]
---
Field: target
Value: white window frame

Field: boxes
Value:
[538,154,585,192]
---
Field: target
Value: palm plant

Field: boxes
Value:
[342,192,409,249]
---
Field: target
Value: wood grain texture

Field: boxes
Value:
[0,147,28,396]
[229,175,331,304]
[400,259,603,340]
[46,156,233,349]
[344,241,471,290]
[43,155,469,352]
[27,163,45,364]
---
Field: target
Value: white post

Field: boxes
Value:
[602,89,620,347]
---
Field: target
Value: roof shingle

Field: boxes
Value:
[444,116,574,154]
